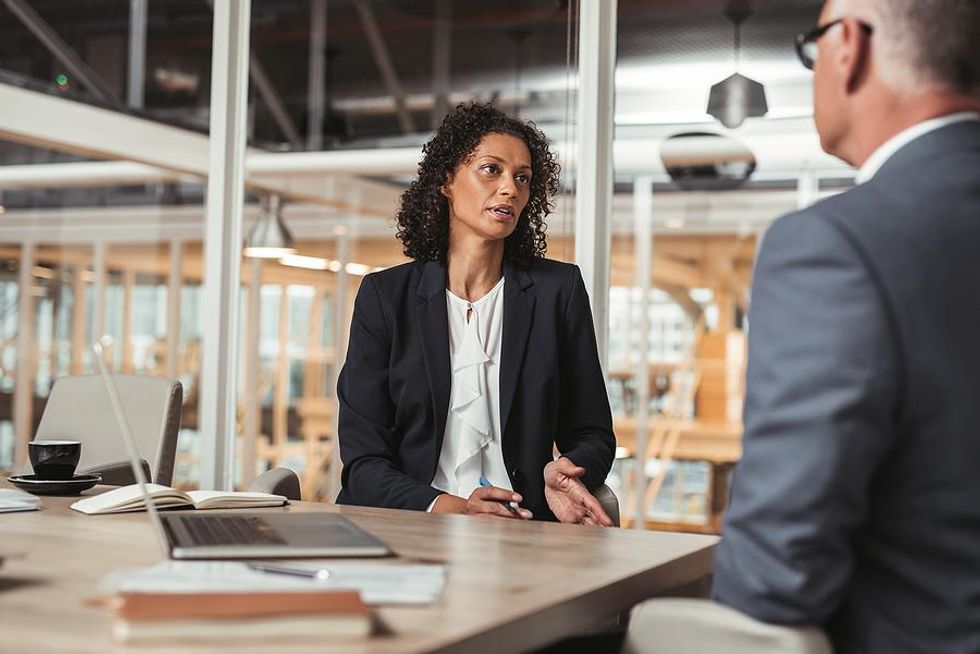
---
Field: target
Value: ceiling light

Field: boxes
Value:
[279,254,329,270]
[344,263,372,276]
[244,194,296,259]
[707,1,769,129]
[665,218,686,229]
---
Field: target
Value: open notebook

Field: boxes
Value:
[71,484,287,515]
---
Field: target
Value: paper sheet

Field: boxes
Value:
[100,560,446,605]
[0,488,41,513]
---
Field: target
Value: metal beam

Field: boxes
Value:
[0,83,210,175]
[353,0,416,134]
[431,0,451,130]
[249,52,303,148]
[198,0,251,491]
[574,0,617,370]
[127,0,147,108]
[0,82,397,210]
[307,0,327,150]
[3,0,118,103]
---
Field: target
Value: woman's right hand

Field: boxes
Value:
[432,486,532,519]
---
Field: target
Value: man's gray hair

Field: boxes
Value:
[873,0,980,95]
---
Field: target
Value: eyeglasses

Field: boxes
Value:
[795,18,873,70]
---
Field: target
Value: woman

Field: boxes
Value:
[337,103,615,525]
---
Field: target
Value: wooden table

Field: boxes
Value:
[0,481,716,654]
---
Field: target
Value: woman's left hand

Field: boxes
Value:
[543,457,614,527]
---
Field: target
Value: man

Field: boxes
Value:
[711,1,980,652]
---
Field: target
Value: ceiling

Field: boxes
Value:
[0,0,824,145]
[0,0,831,217]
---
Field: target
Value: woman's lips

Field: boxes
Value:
[488,206,515,220]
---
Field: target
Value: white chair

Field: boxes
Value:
[621,599,833,654]
[35,374,182,485]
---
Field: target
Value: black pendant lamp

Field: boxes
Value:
[707,1,768,129]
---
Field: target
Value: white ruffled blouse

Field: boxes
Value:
[430,277,512,498]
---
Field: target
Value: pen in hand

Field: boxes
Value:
[478,476,523,517]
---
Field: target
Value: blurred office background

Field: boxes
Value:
[0,0,850,532]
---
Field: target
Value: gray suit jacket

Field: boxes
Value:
[712,119,980,654]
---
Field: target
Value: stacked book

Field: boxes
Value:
[93,590,372,644]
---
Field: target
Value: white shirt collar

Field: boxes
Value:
[856,112,980,185]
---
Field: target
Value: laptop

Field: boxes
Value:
[91,340,391,560]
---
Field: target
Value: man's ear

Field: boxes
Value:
[839,17,873,93]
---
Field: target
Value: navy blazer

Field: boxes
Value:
[336,257,616,520]
[712,119,980,653]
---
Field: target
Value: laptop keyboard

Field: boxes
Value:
[175,515,287,546]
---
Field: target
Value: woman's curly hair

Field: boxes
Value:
[395,102,560,267]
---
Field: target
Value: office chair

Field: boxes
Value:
[248,467,302,500]
[35,374,182,486]
[592,483,621,527]
[621,598,833,654]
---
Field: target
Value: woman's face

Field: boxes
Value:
[442,132,532,247]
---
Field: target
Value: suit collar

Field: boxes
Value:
[415,260,451,477]
[416,259,447,299]
[870,115,980,183]
[500,259,535,440]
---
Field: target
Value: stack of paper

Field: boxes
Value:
[101,560,446,605]
[0,488,41,513]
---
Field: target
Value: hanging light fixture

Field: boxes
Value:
[244,194,296,259]
[707,1,768,129]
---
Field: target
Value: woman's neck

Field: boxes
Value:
[446,241,505,302]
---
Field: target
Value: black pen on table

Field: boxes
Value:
[478,476,522,516]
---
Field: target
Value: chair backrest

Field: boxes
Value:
[622,598,833,654]
[34,374,182,485]
[592,483,621,527]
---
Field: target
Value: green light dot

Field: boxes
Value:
[56,74,68,85]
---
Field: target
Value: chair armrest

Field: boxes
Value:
[249,468,301,501]
[79,459,152,487]
[622,599,833,654]
[591,483,620,527]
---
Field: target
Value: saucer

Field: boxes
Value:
[7,473,101,496]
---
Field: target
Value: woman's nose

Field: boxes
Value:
[498,177,517,196]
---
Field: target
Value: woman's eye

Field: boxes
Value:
[516,174,530,184]
[481,164,499,175]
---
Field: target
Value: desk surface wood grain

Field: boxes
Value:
[0,480,716,654]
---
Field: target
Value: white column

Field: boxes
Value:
[241,258,262,487]
[199,0,251,491]
[92,241,106,343]
[327,226,350,502]
[632,176,653,529]
[797,169,819,210]
[165,239,182,379]
[574,0,617,370]
[13,242,35,471]
[127,0,147,108]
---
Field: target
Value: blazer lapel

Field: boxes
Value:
[415,260,452,466]
[500,260,535,438]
